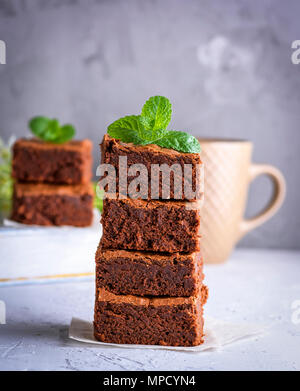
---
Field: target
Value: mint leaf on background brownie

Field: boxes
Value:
[29,116,75,144]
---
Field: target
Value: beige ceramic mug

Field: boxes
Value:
[199,139,286,264]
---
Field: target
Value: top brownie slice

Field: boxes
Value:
[100,135,203,201]
[12,138,92,185]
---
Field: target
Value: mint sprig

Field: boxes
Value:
[29,116,75,144]
[107,96,201,153]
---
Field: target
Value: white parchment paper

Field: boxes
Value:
[69,316,267,352]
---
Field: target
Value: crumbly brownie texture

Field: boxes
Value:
[12,138,92,185]
[96,248,203,296]
[94,286,208,346]
[11,182,94,226]
[100,198,201,253]
[100,135,203,201]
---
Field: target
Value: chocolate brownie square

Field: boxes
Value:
[12,138,92,185]
[100,198,201,253]
[94,286,208,346]
[96,248,203,296]
[12,182,94,226]
[100,135,203,200]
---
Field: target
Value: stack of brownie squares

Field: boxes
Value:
[94,135,207,346]
[11,138,94,227]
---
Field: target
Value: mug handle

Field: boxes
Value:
[238,164,286,239]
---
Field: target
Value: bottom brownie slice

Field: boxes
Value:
[94,287,208,346]
[96,248,203,297]
[12,182,94,227]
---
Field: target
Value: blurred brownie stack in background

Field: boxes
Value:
[94,135,207,347]
[11,138,94,226]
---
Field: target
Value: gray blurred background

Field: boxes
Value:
[0,0,299,249]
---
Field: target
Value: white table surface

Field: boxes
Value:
[0,247,300,371]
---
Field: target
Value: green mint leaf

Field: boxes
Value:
[156,130,201,153]
[107,115,144,144]
[43,119,60,142]
[29,117,50,138]
[54,124,75,144]
[108,115,168,145]
[29,116,75,143]
[138,117,167,142]
[141,96,172,131]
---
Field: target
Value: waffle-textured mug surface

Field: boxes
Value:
[200,141,252,263]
